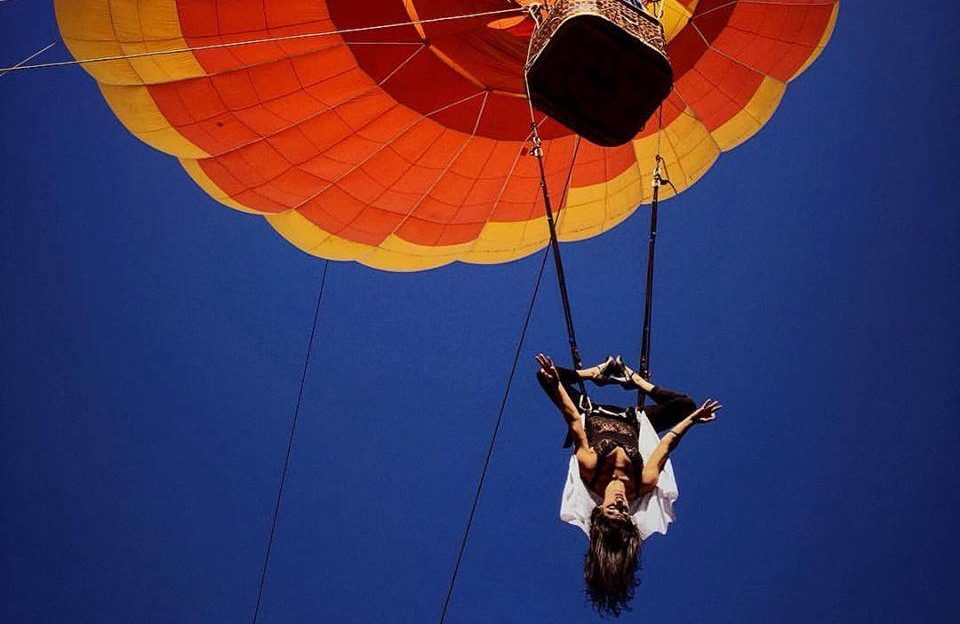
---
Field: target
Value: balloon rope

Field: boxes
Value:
[650,0,667,21]
[637,105,666,406]
[251,260,330,624]
[439,137,581,624]
[0,8,526,74]
[438,247,548,624]
[0,41,55,79]
[520,21,587,408]
[521,6,588,447]
[529,121,586,390]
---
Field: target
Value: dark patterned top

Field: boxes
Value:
[585,407,643,488]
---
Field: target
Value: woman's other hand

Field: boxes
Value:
[536,353,560,387]
[690,399,722,424]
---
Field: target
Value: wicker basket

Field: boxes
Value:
[526,0,672,146]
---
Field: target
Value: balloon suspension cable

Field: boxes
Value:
[0,41,56,80]
[519,1,546,14]
[529,122,586,399]
[252,261,329,624]
[644,0,667,21]
[638,105,675,407]
[439,249,549,624]
[439,136,581,624]
[522,8,587,406]
[0,7,527,74]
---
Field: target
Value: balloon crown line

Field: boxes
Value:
[0,7,528,74]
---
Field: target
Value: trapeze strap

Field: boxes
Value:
[525,0,673,147]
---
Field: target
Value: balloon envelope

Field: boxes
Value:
[56,0,839,270]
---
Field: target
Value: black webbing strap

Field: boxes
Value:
[637,155,662,408]
[528,123,588,447]
[638,104,669,407]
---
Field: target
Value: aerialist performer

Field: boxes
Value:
[535,353,721,616]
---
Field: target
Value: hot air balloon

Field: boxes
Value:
[55,0,838,271]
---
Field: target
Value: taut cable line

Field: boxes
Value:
[0,42,56,79]
[0,8,526,74]
[437,248,550,624]
[636,104,678,407]
[521,6,588,406]
[438,134,582,624]
[252,261,330,624]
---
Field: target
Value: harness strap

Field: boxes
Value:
[522,17,589,446]
[637,105,669,407]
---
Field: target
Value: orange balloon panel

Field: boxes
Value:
[55,0,839,270]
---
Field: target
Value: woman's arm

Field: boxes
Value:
[536,353,590,451]
[638,399,722,494]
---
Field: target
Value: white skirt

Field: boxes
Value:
[559,411,678,539]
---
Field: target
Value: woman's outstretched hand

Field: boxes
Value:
[690,399,722,424]
[535,353,560,387]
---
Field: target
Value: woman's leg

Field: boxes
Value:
[615,365,697,431]
[642,385,697,432]
[557,357,627,388]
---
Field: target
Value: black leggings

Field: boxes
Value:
[557,366,696,433]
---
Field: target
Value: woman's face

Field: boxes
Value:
[600,499,630,522]
[600,478,630,521]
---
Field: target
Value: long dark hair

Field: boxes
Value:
[585,506,642,617]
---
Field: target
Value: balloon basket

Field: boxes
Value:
[526,0,673,147]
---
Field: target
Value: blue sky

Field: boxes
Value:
[2,2,958,623]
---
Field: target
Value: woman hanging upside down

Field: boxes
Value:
[535,353,721,617]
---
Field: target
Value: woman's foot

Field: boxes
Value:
[594,355,631,386]
[618,362,641,389]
